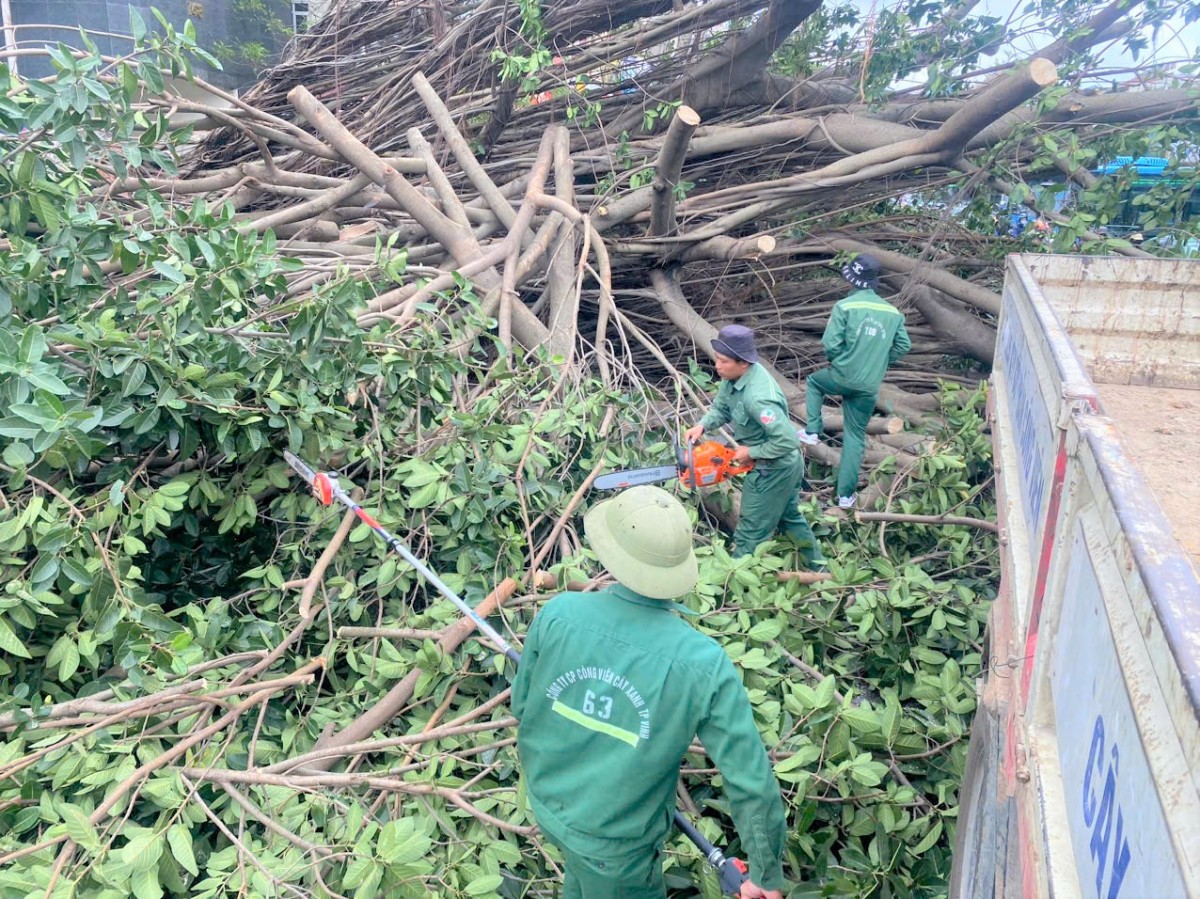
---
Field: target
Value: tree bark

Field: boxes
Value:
[650,105,701,237]
[545,129,580,363]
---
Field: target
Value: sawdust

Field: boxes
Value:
[1096,384,1200,567]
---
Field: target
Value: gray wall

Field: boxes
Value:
[8,0,293,90]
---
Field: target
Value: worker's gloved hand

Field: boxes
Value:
[684,424,705,444]
[738,881,782,899]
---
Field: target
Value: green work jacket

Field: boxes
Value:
[698,362,797,464]
[511,586,787,890]
[822,289,911,391]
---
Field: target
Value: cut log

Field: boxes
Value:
[545,128,580,363]
[776,571,834,584]
[533,571,594,593]
[650,104,701,237]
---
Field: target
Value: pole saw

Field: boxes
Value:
[284,451,752,896]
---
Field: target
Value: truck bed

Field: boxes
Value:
[953,255,1200,899]
[1097,383,1200,565]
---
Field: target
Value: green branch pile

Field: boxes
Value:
[0,32,995,899]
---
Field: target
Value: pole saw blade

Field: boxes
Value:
[593,465,680,490]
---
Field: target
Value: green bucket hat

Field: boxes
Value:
[584,485,698,599]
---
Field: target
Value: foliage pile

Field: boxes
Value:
[0,28,1004,897]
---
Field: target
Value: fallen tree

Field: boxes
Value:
[0,0,1196,894]
[121,0,1193,484]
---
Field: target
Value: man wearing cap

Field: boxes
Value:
[682,324,825,566]
[512,485,788,899]
[798,254,911,508]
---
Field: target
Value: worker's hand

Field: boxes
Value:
[739,881,783,899]
[684,424,705,445]
[732,445,752,464]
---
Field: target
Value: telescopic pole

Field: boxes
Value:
[285,452,750,895]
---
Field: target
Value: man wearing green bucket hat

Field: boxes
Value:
[684,324,826,567]
[512,485,787,898]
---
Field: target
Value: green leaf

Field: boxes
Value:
[486,841,522,865]
[56,639,80,681]
[351,862,382,899]
[122,362,148,397]
[0,418,41,440]
[0,617,31,658]
[159,479,191,497]
[152,260,186,284]
[465,874,504,895]
[14,151,35,186]
[849,759,889,786]
[2,442,34,467]
[19,327,47,365]
[880,698,901,744]
[120,62,139,97]
[10,402,58,427]
[60,805,99,852]
[377,822,432,865]
[60,557,93,587]
[167,824,198,877]
[746,619,783,642]
[130,7,148,41]
[0,515,27,545]
[785,683,817,713]
[908,818,943,856]
[130,867,162,899]
[738,648,771,670]
[26,367,71,395]
[813,675,837,708]
[407,480,442,509]
[773,744,821,774]
[119,830,164,871]
[841,706,881,735]
[401,459,442,488]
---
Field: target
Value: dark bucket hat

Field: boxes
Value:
[711,324,759,363]
[842,254,881,290]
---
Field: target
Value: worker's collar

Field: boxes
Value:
[610,583,699,616]
[729,362,758,391]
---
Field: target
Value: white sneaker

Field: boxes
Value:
[837,494,857,509]
[797,429,819,446]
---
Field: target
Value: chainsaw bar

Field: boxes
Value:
[593,464,681,490]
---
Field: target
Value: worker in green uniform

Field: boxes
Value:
[512,485,788,899]
[798,254,911,508]
[683,324,826,566]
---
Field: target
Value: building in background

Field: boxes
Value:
[2,0,296,91]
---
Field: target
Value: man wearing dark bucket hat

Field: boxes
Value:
[512,485,787,898]
[682,324,826,566]
[797,254,911,508]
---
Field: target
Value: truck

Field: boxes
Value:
[950,255,1200,899]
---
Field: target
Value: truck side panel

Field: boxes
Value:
[953,256,1200,899]
[1040,470,1191,898]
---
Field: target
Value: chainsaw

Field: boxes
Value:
[594,439,754,491]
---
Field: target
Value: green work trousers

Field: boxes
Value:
[733,453,824,566]
[805,367,877,499]
[553,838,666,899]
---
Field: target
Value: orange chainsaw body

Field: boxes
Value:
[679,439,754,489]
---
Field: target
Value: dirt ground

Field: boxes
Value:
[1097,384,1200,568]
